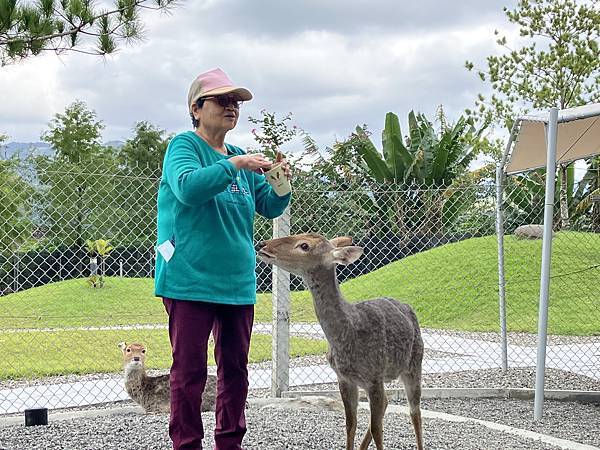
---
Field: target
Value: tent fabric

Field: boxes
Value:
[505,103,600,174]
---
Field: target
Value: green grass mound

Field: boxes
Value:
[1,231,598,335]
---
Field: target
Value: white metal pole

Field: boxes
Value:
[495,164,508,371]
[534,107,559,420]
[271,207,291,397]
[495,120,519,372]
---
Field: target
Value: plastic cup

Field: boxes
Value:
[264,162,291,196]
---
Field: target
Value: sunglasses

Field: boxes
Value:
[203,95,242,109]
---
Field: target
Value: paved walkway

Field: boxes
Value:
[1,324,599,415]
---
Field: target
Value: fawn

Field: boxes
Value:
[118,342,216,414]
[257,233,424,450]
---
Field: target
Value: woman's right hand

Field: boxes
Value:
[229,153,273,173]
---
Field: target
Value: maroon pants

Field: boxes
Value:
[163,298,254,450]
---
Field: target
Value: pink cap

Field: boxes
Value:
[187,68,252,113]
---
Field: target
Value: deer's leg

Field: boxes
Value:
[339,379,359,450]
[359,382,387,450]
[359,425,372,450]
[401,372,424,450]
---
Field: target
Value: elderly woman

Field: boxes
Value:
[155,68,291,450]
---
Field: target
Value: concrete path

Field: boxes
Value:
[1,323,598,415]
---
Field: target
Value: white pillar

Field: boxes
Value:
[271,207,291,397]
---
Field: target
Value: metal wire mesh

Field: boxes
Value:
[0,157,598,415]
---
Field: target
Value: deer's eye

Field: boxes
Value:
[299,243,309,251]
[142,349,146,353]
[126,348,131,352]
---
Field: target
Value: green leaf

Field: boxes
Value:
[0,0,17,31]
[355,126,393,183]
[382,112,413,182]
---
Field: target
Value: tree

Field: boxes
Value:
[0,132,8,159]
[1,134,33,247]
[0,154,33,251]
[41,99,105,163]
[118,120,171,175]
[247,110,298,161]
[113,121,170,250]
[0,0,177,65]
[38,100,108,267]
[466,0,600,229]
[299,130,373,187]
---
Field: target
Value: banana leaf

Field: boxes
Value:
[429,119,463,185]
[382,112,413,182]
[355,126,393,183]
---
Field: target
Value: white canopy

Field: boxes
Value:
[505,103,600,174]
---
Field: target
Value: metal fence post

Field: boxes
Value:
[534,107,559,420]
[495,164,508,372]
[13,253,19,293]
[271,206,291,397]
[496,120,519,373]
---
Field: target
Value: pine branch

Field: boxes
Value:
[0,0,176,62]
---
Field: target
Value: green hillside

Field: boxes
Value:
[1,231,598,335]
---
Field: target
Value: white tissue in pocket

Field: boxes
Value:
[157,240,175,262]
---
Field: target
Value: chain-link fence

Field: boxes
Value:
[1,157,598,415]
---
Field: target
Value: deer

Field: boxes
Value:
[256,233,424,450]
[118,342,216,414]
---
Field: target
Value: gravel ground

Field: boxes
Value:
[417,397,600,448]
[2,397,595,450]
[284,366,600,392]
[1,328,598,449]
[420,367,600,391]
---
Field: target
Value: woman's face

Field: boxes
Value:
[193,95,241,132]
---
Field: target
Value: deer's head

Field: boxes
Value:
[118,342,147,369]
[256,232,363,275]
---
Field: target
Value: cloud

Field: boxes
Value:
[180,0,506,38]
[0,0,515,151]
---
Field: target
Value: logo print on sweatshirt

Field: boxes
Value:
[230,182,249,196]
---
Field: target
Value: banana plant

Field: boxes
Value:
[504,163,583,232]
[86,239,114,287]
[505,157,600,233]
[353,109,486,235]
[86,239,114,257]
[573,157,600,229]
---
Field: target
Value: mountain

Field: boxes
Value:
[104,140,125,149]
[1,141,125,159]
[2,142,53,158]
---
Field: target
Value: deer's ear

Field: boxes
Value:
[331,246,363,265]
[118,342,127,351]
[330,236,353,248]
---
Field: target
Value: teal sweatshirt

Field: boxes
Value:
[154,131,291,304]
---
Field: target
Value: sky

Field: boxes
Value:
[0,0,519,155]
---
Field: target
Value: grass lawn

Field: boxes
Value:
[0,231,598,335]
[0,277,315,329]
[0,329,327,379]
[0,231,597,380]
